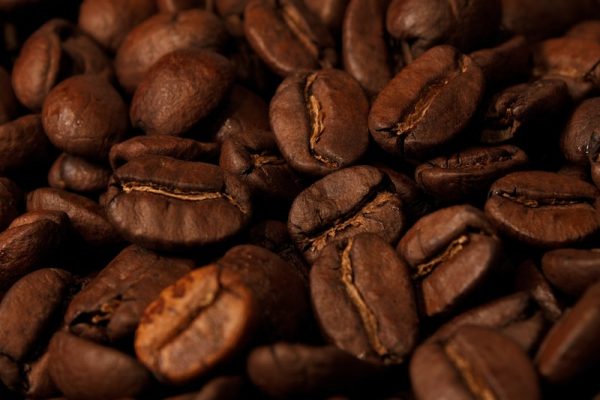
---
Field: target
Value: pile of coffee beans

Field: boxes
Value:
[1,0,600,399]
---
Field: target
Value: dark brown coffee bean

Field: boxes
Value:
[288,165,405,263]
[131,49,235,137]
[311,233,418,364]
[410,326,541,400]
[542,248,600,297]
[561,98,600,166]
[65,245,193,343]
[485,171,600,248]
[48,331,152,400]
[0,0,46,11]
[0,177,21,231]
[220,129,304,201]
[376,165,432,221]
[22,350,58,399]
[105,156,252,250]
[515,259,563,322]
[109,135,220,170]
[164,376,249,400]
[78,0,157,52]
[0,114,51,172]
[398,205,502,317]
[0,268,72,394]
[304,0,348,32]
[244,0,337,77]
[342,0,394,98]
[536,281,600,383]
[386,0,501,61]
[27,187,119,247]
[48,153,111,194]
[42,75,128,160]
[480,79,569,145]
[270,69,369,176]
[215,0,250,37]
[115,9,228,93]
[157,0,207,13]
[566,20,600,43]
[415,145,528,203]
[11,19,112,111]
[0,66,18,125]
[247,343,383,398]
[369,46,484,161]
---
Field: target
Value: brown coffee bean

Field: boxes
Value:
[115,9,228,93]
[561,98,600,165]
[109,135,220,170]
[0,114,51,172]
[485,171,600,248]
[0,177,21,231]
[27,187,120,247]
[288,165,405,263]
[542,248,600,297]
[78,0,157,52]
[0,66,18,125]
[48,331,152,400]
[304,0,348,32]
[65,245,193,343]
[244,0,337,77]
[164,376,249,400]
[11,19,112,111]
[105,156,252,250]
[415,145,528,203]
[410,326,541,400]
[247,343,383,398]
[130,49,235,137]
[376,165,432,221]
[215,0,250,37]
[398,205,502,317]
[0,0,46,11]
[566,20,600,43]
[157,0,207,13]
[369,46,484,161]
[270,69,369,176]
[536,281,600,383]
[515,259,563,322]
[48,153,111,194]
[311,233,418,364]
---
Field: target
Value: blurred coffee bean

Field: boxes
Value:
[0,115,51,173]
[542,248,600,297]
[48,154,111,194]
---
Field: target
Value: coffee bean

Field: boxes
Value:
[215,0,250,37]
[397,205,502,317]
[131,49,234,137]
[311,233,418,364]
[536,281,600,383]
[65,245,193,343]
[410,325,541,400]
[0,177,21,231]
[304,0,348,32]
[288,165,405,263]
[376,165,432,221]
[244,0,336,76]
[105,156,252,250]
[485,171,600,248]
[415,145,528,203]
[369,46,484,161]
[157,0,207,13]
[164,376,250,400]
[0,66,18,125]
[0,114,51,173]
[115,9,228,93]
[270,69,369,176]
[542,248,600,297]
[561,97,600,165]
[48,153,112,194]
[515,259,563,322]
[0,0,46,11]
[566,20,600,43]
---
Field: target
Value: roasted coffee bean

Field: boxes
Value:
[11,19,112,111]
[48,153,112,194]
[215,0,250,37]
[42,75,128,160]
[109,135,220,170]
[536,281,600,383]
[0,0,46,11]
[157,0,207,13]
[0,66,18,125]
[515,259,563,322]
[247,343,383,398]
[415,145,528,203]
[288,165,405,263]
[0,114,51,172]
[0,177,21,231]
[485,171,600,248]
[375,166,432,220]
[542,248,600,297]
[135,245,309,384]
[398,205,502,317]
[48,331,152,400]
[27,187,119,247]
[304,0,348,32]
[369,46,484,161]
[65,245,193,343]
[131,49,235,137]
[115,9,228,93]
[566,19,600,43]
[78,0,157,52]
[244,0,337,77]
[386,0,501,62]
[311,233,418,364]
[0,268,72,394]
[0,211,68,290]
[105,156,252,250]
[561,97,600,165]
[164,376,250,400]
[270,69,369,176]
[410,326,541,400]
[220,129,303,201]
[590,131,600,189]
[480,79,569,145]
[342,0,395,98]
